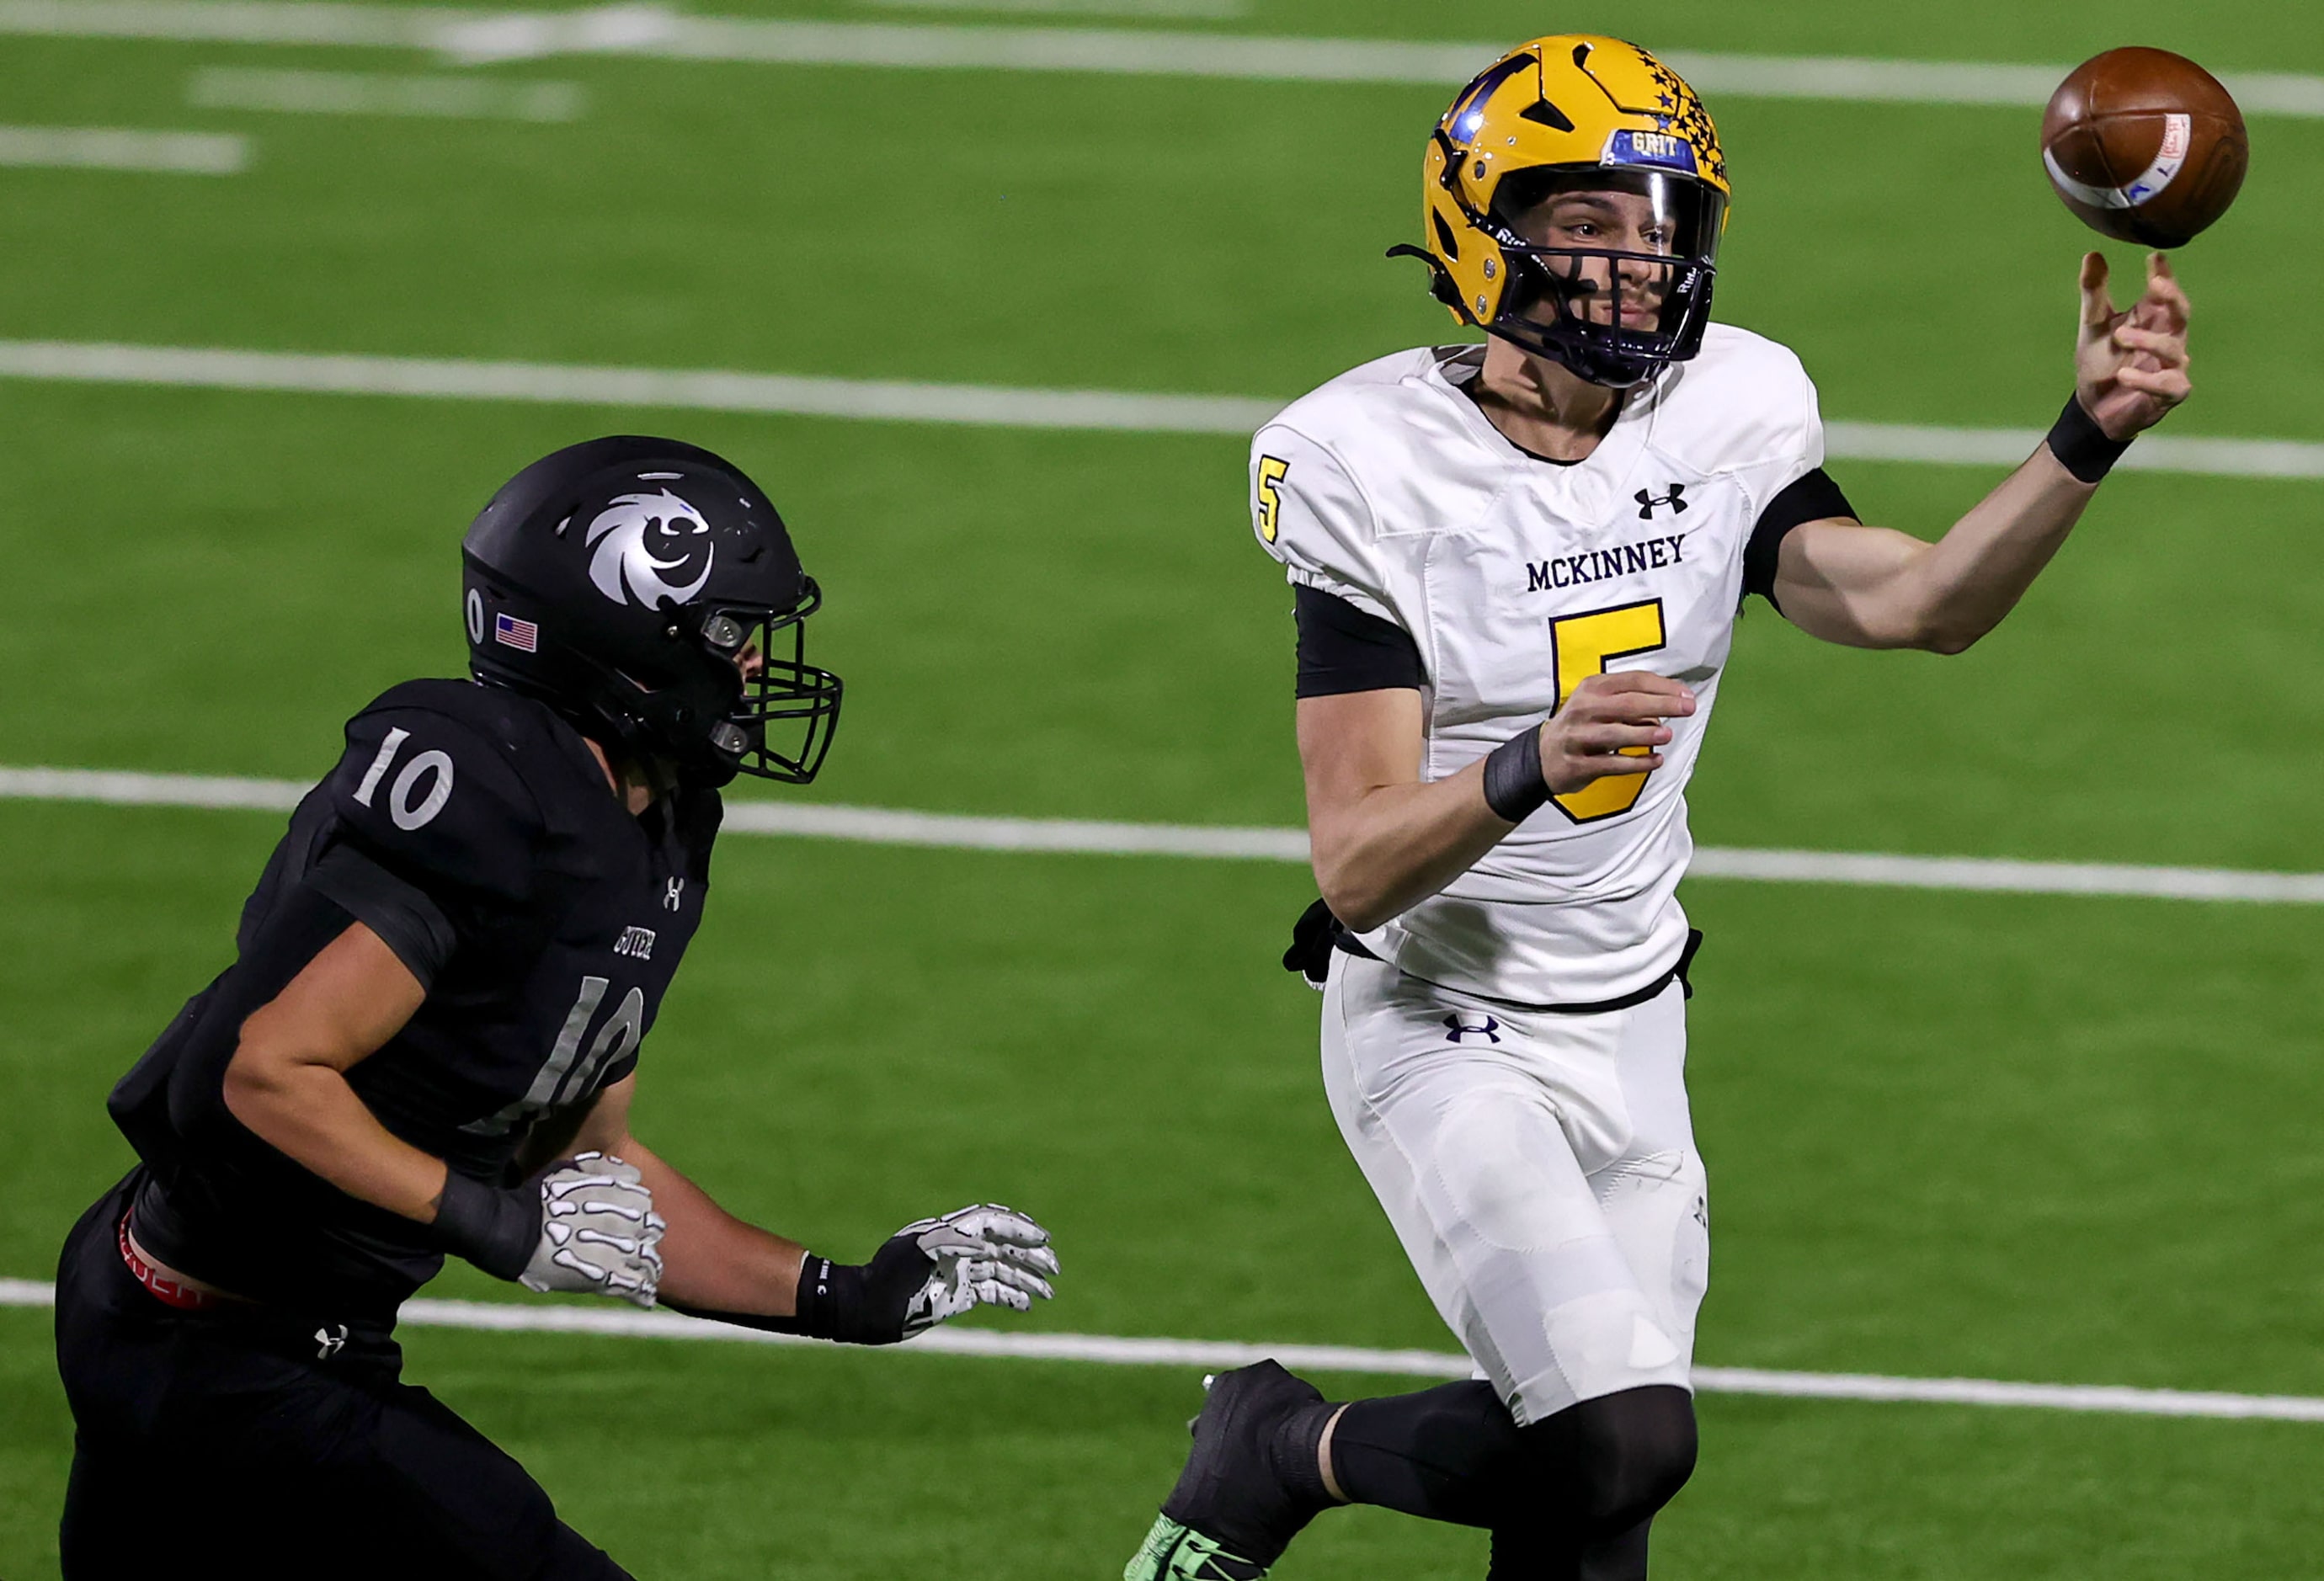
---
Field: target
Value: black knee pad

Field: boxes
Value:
[1517,1385,1698,1535]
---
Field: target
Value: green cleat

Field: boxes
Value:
[1124,1513,1270,1581]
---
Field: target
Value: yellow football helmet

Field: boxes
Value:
[1392,36,1730,388]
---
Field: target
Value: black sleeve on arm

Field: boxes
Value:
[1294,583,1425,698]
[1742,466,1858,611]
[305,841,457,992]
[163,882,362,1150]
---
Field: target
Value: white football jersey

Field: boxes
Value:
[1256,326,1825,1005]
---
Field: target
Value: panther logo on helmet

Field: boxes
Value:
[584,489,716,608]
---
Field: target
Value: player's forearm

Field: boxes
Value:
[1309,764,1510,933]
[221,1054,450,1222]
[618,1138,806,1315]
[1893,450,2097,652]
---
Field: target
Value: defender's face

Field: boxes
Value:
[1509,187,1677,329]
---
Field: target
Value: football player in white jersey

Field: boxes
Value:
[1125,35,2191,1581]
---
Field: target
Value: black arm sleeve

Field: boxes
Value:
[163,882,364,1152]
[305,841,458,991]
[1293,583,1426,697]
[1742,466,1858,611]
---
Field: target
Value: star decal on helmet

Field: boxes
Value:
[1644,55,1727,184]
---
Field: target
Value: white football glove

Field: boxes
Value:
[519,1152,665,1308]
[890,1202,1059,1338]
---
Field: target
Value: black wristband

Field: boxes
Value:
[664,1250,879,1342]
[790,1251,856,1339]
[434,1170,541,1281]
[1482,727,1550,823]
[671,1242,924,1345]
[2044,394,2133,484]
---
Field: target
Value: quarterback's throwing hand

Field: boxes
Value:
[1538,672,1696,795]
[518,1152,666,1308]
[2076,250,2192,441]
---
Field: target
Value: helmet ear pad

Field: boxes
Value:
[612,614,747,776]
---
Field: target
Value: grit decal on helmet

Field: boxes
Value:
[1391,36,1731,389]
[584,490,717,609]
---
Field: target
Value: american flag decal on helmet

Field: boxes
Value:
[493,612,539,652]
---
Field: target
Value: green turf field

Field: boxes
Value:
[3,3,2322,1575]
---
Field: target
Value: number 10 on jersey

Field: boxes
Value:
[1547,599,1668,822]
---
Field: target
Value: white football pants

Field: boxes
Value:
[1322,950,1708,1426]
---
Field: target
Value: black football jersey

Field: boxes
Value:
[108,679,719,1317]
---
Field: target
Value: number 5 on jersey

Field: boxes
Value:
[1548,599,1668,822]
[1256,455,1291,543]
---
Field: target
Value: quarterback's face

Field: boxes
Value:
[1510,188,1675,330]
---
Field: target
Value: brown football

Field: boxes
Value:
[2042,47,2248,248]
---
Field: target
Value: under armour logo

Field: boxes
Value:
[1634,484,1689,520]
[314,1323,348,1360]
[1692,1197,1709,1230]
[1442,1014,1502,1044]
[664,877,685,912]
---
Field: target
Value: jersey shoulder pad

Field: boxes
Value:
[326,680,552,904]
[1264,346,1459,458]
[1651,326,1821,481]
[1254,349,1480,624]
[1250,422,1399,619]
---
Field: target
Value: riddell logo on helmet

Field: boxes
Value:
[584,489,717,608]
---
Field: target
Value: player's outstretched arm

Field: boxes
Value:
[570,1083,1059,1344]
[1771,251,2190,652]
[565,1079,811,1316]
[1301,679,1696,932]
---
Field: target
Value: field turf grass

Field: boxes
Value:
[3,1,2323,1575]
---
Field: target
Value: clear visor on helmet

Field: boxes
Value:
[696,580,842,785]
[1486,168,1724,360]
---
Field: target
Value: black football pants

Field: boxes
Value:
[54,1179,632,1580]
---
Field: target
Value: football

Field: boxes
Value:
[2041,47,2248,248]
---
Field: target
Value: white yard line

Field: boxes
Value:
[5,765,2323,903]
[0,3,2318,114]
[0,340,1280,436]
[1823,421,2324,482]
[0,1278,2315,1420]
[856,0,1251,20]
[0,340,2319,479]
[187,66,586,120]
[0,124,247,173]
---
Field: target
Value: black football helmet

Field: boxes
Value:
[461,436,841,787]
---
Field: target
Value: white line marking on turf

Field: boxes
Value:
[856,0,1250,19]
[7,765,2324,904]
[0,3,2318,116]
[0,340,2319,479]
[720,798,1312,860]
[1823,421,2324,482]
[187,66,586,120]
[0,1279,2316,1420]
[0,125,248,173]
[0,340,1279,435]
[1682,848,2324,904]
[0,766,307,812]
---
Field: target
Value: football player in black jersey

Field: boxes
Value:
[54,437,1060,1579]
